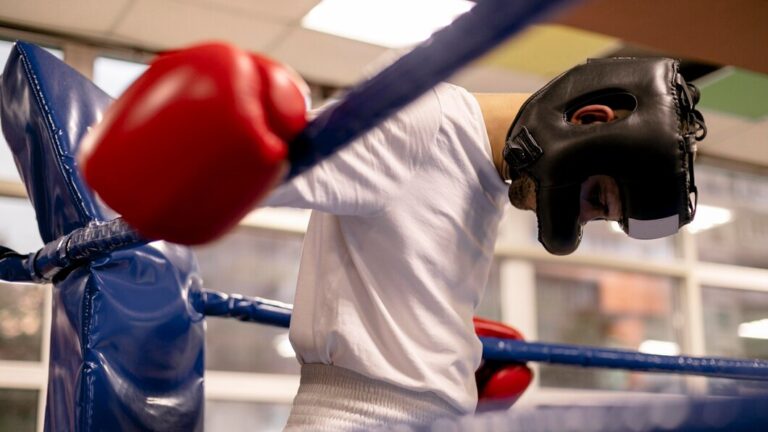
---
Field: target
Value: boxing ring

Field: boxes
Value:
[1,0,767,430]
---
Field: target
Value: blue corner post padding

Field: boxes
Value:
[0,41,205,431]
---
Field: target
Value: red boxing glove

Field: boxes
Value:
[474,317,533,410]
[80,42,308,244]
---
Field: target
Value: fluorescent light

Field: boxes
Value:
[687,204,733,234]
[273,333,296,358]
[638,340,681,356]
[738,319,768,340]
[301,0,475,48]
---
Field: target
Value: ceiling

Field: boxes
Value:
[0,0,765,167]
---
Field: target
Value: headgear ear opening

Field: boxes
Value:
[564,91,638,123]
[503,57,707,255]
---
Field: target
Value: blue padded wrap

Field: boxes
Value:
[0,42,113,242]
[1,41,205,432]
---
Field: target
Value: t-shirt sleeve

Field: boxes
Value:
[261,88,442,216]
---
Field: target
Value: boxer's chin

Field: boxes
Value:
[507,176,536,211]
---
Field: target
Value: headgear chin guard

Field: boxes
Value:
[503,57,707,255]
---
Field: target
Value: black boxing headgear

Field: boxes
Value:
[503,58,706,255]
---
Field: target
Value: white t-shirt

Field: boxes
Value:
[264,83,508,413]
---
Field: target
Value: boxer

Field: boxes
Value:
[79,45,705,430]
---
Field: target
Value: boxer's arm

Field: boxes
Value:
[262,89,442,216]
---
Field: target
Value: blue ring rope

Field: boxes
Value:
[482,337,768,381]
[5,227,768,383]
[193,294,768,382]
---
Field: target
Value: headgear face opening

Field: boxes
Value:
[503,58,707,255]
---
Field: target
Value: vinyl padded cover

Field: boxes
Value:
[0,41,205,431]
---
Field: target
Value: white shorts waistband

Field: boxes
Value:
[284,364,462,431]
